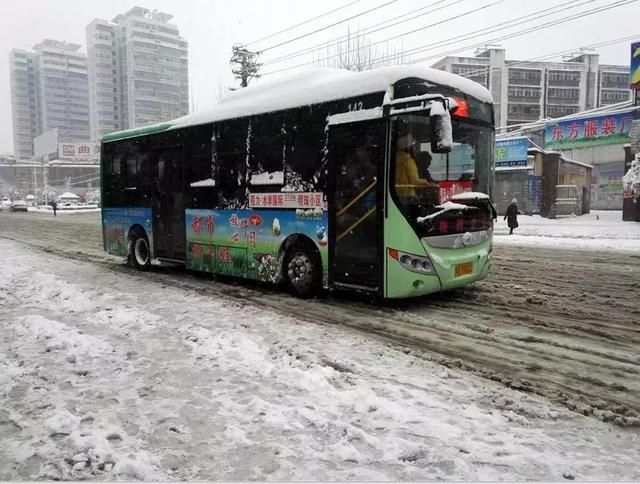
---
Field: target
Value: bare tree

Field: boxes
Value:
[315,27,407,72]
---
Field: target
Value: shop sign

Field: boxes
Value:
[631,42,640,90]
[495,137,529,167]
[545,112,634,150]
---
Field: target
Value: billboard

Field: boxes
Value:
[544,111,634,150]
[495,137,528,167]
[58,142,100,161]
[631,42,640,90]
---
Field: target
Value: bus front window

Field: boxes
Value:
[392,113,494,235]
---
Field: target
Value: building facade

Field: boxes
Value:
[432,48,631,129]
[9,50,40,159]
[9,40,90,159]
[86,7,189,141]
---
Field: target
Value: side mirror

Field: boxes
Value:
[430,101,453,153]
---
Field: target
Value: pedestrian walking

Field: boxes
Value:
[51,200,57,217]
[504,198,520,235]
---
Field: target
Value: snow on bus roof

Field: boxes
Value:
[102,65,492,142]
[172,65,492,130]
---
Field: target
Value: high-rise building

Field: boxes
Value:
[9,49,40,159]
[9,40,90,159]
[86,7,189,141]
[431,48,631,129]
[34,40,90,142]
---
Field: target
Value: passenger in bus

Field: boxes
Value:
[395,134,438,199]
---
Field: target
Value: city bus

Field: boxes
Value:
[101,65,496,299]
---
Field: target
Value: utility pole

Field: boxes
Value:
[230,44,261,88]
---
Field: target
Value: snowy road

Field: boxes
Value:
[1,211,639,424]
[1,236,639,480]
[0,213,640,480]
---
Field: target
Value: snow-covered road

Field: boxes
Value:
[1,238,639,480]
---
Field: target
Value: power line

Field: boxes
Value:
[245,0,362,47]
[262,0,503,75]
[258,0,399,53]
[406,0,639,65]
[262,0,463,66]
[383,0,597,65]
[458,33,640,81]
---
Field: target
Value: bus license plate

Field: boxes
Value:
[454,262,473,277]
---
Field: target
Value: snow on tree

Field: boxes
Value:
[623,154,640,199]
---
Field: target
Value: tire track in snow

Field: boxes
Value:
[1,211,639,425]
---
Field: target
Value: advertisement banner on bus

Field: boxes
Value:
[185,208,329,284]
[544,112,634,150]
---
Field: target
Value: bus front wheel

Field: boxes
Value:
[128,230,151,271]
[284,244,320,298]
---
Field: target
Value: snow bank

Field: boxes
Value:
[494,210,640,252]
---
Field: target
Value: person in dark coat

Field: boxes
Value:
[504,197,520,235]
[50,200,57,217]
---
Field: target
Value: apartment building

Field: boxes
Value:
[432,48,631,129]
[9,50,40,159]
[86,7,189,141]
[9,40,90,159]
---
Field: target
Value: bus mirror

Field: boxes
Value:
[430,102,453,153]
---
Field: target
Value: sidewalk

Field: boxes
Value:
[494,210,640,252]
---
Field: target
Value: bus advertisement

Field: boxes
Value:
[101,65,496,299]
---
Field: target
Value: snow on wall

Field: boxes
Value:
[169,65,493,131]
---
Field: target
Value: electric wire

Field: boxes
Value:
[245,0,362,47]
[263,0,464,66]
[257,0,399,53]
[262,0,504,75]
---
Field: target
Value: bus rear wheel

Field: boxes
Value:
[129,230,151,271]
[285,245,320,298]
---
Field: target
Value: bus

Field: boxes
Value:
[101,65,496,299]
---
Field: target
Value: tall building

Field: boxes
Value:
[9,40,90,159]
[34,40,90,142]
[9,50,40,159]
[431,48,631,129]
[86,7,189,141]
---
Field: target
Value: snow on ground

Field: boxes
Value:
[27,206,100,214]
[494,210,640,252]
[1,238,639,481]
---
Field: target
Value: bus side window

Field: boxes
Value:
[216,120,247,207]
[284,107,325,191]
[248,116,285,190]
[186,124,215,209]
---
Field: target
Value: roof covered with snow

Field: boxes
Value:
[103,65,492,143]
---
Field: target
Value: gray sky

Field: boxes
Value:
[1,0,638,154]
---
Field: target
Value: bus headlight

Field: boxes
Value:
[389,248,436,275]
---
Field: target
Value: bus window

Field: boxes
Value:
[125,154,137,190]
[248,116,285,188]
[215,120,247,206]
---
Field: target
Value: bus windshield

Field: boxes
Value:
[392,113,494,234]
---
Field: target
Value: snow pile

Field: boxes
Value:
[622,155,640,199]
[249,171,284,185]
[494,210,640,252]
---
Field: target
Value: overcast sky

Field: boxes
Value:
[0,0,638,154]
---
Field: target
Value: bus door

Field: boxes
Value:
[152,146,186,260]
[328,119,386,293]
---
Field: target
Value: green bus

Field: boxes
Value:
[101,65,496,298]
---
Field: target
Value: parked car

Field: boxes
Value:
[9,200,28,212]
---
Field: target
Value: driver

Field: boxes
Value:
[395,133,438,199]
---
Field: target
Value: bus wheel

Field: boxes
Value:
[129,230,151,271]
[285,245,320,298]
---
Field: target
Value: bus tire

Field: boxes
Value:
[128,229,151,271]
[284,243,321,298]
